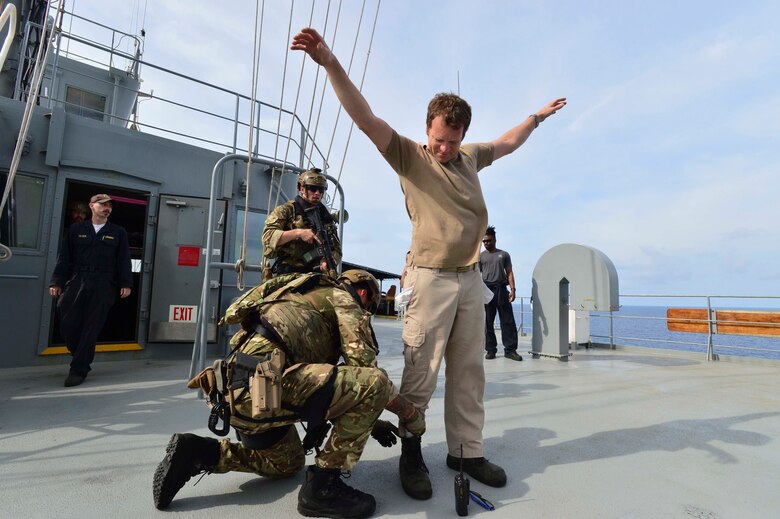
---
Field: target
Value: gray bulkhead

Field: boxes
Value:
[1,3,303,368]
[0,98,294,368]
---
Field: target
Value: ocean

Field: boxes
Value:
[510,304,780,361]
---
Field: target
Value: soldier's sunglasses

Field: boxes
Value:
[305,185,326,193]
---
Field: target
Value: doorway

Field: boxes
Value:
[49,180,149,346]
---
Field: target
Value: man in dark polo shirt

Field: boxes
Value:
[479,226,521,361]
[49,194,132,387]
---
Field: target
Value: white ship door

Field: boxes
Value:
[148,195,224,342]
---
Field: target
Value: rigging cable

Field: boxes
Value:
[331,0,381,205]
[304,0,343,171]
[1,0,63,262]
[64,0,74,56]
[300,0,332,172]
[300,0,332,170]
[275,0,318,202]
[261,0,328,278]
[265,0,297,212]
[323,0,366,180]
[236,0,266,291]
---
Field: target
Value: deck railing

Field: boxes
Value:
[16,8,328,170]
[510,295,780,361]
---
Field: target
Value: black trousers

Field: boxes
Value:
[484,283,518,353]
[57,274,116,376]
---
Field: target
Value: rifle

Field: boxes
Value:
[303,205,338,278]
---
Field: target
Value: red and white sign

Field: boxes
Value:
[178,246,200,266]
[169,305,198,323]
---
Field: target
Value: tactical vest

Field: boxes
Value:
[262,199,341,280]
[189,273,338,439]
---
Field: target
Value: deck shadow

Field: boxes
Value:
[162,473,303,511]
[495,411,778,491]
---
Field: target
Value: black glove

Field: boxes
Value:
[370,419,400,447]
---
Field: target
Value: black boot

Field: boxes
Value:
[297,465,376,519]
[152,433,220,509]
[446,454,507,487]
[399,436,432,500]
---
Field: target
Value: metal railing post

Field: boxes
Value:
[519,296,525,336]
[13,23,31,100]
[232,95,239,153]
[47,25,64,108]
[609,310,615,349]
[254,100,261,156]
[706,295,716,361]
[300,123,306,168]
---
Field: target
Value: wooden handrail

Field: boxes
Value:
[667,308,780,337]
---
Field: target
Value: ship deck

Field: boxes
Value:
[2,318,778,518]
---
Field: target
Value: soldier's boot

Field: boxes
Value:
[399,436,432,500]
[152,433,220,509]
[297,465,376,519]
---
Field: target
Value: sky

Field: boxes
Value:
[60,0,780,306]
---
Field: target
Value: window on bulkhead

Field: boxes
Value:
[0,172,45,250]
[234,208,267,265]
[65,86,107,121]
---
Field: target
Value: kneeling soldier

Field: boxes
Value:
[152,270,422,519]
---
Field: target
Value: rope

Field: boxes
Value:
[1,0,62,262]
[332,0,381,204]
[236,0,266,291]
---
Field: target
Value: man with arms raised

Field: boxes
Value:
[292,27,565,499]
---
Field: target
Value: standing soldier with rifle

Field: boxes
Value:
[262,168,342,280]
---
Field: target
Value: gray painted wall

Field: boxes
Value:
[0,96,297,368]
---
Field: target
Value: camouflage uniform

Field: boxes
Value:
[262,198,342,277]
[215,274,393,476]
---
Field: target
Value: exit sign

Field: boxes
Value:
[169,305,198,323]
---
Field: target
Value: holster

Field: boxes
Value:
[250,348,285,417]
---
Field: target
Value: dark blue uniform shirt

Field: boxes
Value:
[50,220,133,289]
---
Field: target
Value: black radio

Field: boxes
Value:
[454,445,470,516]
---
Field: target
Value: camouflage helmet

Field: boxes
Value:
[339,269,381,314]
[297,168,327,190]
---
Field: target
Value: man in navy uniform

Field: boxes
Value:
[49,194,132,387]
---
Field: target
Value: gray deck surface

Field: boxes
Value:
[2,318,778,518]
